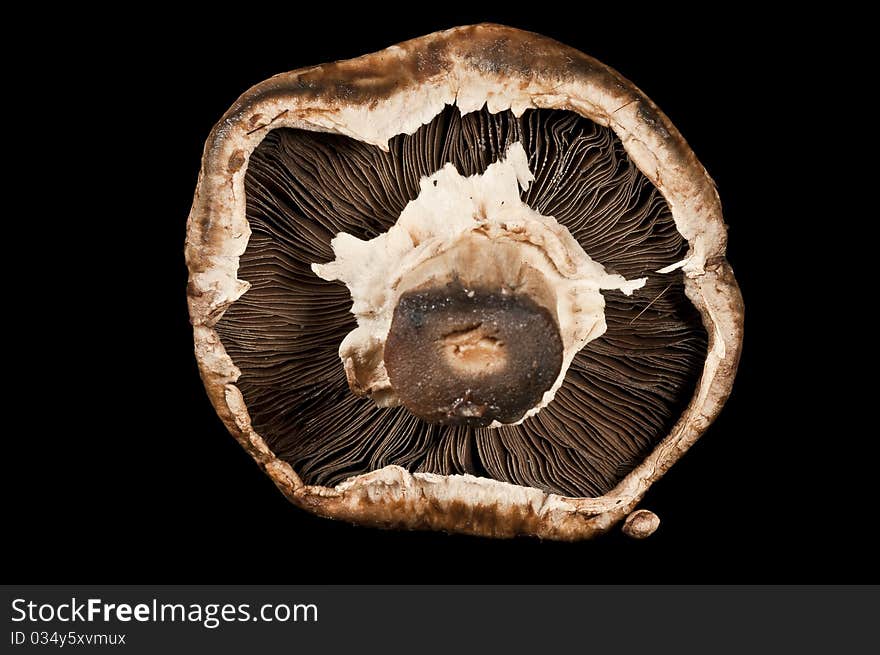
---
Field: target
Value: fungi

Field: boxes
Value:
[186,24,743,540]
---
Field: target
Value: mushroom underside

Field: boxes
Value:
[215,105,708,498]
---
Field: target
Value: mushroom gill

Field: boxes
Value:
[214,105,708,498]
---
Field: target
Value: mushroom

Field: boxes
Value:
[186,24,743,540]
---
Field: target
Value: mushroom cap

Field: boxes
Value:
[185,23,743,540]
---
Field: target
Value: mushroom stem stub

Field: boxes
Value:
[385,279,564,426]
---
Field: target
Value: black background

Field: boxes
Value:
[8,10,867,582]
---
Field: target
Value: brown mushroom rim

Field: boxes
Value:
[186,24,743,540]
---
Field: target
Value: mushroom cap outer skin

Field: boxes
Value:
[186,23,744,541]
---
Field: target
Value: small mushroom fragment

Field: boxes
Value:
[186,24,743,540]
[622,509,660,539]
